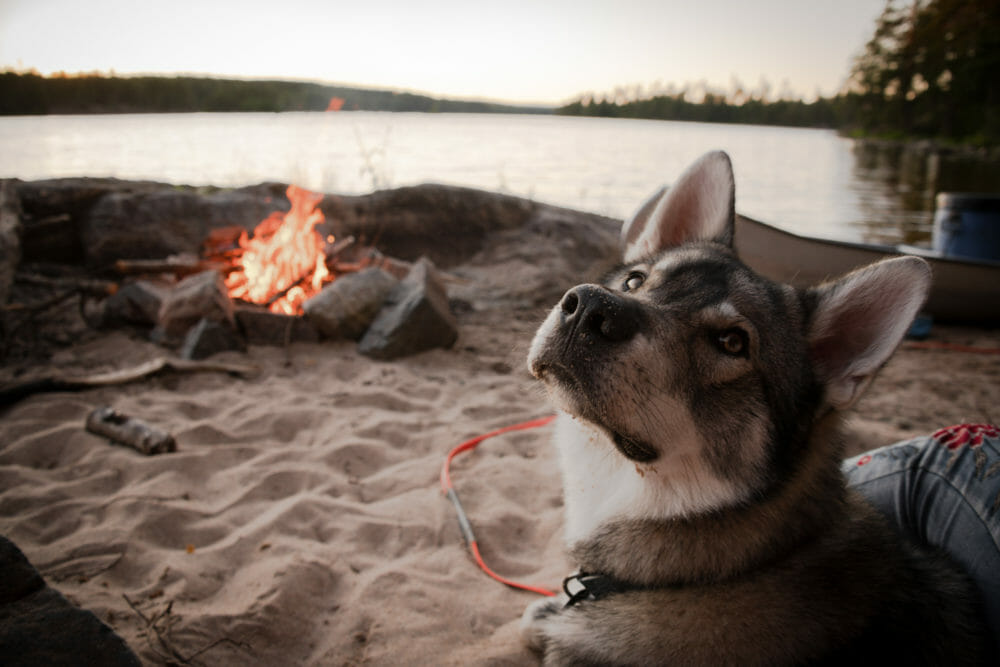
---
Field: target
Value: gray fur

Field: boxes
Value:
[523,151,989,665]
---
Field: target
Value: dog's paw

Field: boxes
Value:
[520,596,564,652]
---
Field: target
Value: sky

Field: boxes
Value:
[0,0,887,106]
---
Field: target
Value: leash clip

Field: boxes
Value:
[562,572,618,607]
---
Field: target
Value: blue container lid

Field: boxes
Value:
[936,192,1000,213]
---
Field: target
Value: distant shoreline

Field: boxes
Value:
[0,71,554,116]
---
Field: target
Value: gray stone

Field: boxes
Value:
[101,280,168,328]
[0,180,22,305]
[179,317,245,360]
[235,306,321,345]
[358,257,458,359]
[157,270,234,340]
[302,267,398,340]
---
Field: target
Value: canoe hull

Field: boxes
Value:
[734,215,1000,325]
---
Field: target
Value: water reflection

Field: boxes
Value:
[848,140,1000,246]
[2,113,999,248]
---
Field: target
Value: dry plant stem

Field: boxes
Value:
[122,594,253,665]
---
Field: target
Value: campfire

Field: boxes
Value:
[200,184,403,318]
[1,179,460,363]
[204,185,334,315]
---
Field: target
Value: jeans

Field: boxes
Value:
[842,424,1000,652]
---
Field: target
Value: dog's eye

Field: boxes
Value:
[623,272,645,292]
[716,329,749,357]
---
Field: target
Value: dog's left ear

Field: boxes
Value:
[808,256,931,410]
[622,151,735,263]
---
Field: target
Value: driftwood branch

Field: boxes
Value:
[0,356,259,407]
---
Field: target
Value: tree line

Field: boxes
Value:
[560,0,998,145]
[0,71,548,116]
[558,94,844,129]
[2,1,996,144]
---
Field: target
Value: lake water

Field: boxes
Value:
[2,112,998,245]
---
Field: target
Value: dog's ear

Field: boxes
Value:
[621,151,735,263]
[807,256,931,410]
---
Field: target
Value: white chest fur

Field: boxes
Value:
[553,412,748,546]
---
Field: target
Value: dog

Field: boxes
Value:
[521,151,989,665]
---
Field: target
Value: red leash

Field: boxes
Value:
[440,415,558,597]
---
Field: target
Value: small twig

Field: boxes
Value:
[3,289,77,314]
[325,235,356,262]
[123,593,187,664]
[121,594,253,665]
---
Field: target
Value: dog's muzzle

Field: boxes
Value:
[559,284,643,344]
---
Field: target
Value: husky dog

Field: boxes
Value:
[522,151,988,665]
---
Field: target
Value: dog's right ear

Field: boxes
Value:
[621,151,735,263]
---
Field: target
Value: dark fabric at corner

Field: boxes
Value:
[0,535,140,667]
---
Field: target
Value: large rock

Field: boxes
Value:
[82,183,289,268]
[101,280,168,328]
[157,270,235,341]
[0,180,22,305]
[358,258,458,359]
[322,184,536,269]
[303,268,399,340]
[16,178,147,265]
[0,535,141,666]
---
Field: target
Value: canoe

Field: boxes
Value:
[734,215,1000,325]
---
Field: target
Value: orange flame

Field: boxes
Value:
[224,185,332,315]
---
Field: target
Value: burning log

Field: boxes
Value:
[85,406,176,455]
[115,255,222,278]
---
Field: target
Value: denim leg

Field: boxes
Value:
[842,424,1000,650]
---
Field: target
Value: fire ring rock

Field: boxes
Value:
[157,270,235,342]
[180,317,246,360]
[302,267,399,340]
[358,257,458,360]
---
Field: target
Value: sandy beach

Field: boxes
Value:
[2,191,999,665]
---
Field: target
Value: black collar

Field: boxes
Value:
[562,572,645,607]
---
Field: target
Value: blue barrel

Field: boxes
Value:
[933,193,1000,261]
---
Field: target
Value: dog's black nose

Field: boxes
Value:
[560,284,642,343]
